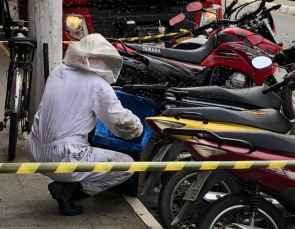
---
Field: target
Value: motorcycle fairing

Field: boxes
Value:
[161,107,291,134]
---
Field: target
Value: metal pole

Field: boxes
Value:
[43,43,49,84]
[28,0,62,126]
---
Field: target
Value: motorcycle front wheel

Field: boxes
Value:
[281,85,295,120]
[195,193,286,229]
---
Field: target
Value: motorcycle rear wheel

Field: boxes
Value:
[195,193,286,229]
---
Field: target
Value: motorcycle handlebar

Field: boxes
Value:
[262,81,285,94]
[224,0,238,17]
[190,17,243,36]
[232,0,266,22]
[191,0,266,34]
[252,0,266,15]
[263,70,295,95]
[264,4,281,13]
[222,0,267,24]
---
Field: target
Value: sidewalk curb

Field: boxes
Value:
[123,195,163,229]
[225,0,295,16]
[0,43,9,57]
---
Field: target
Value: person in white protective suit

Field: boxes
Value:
[26,34,143,216]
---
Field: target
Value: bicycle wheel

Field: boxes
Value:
[8,113,18,161]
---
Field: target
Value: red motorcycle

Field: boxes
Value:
[159,70,295,228]
[222,0,280,44]
[172,0,281,49]
[113,0,282,89]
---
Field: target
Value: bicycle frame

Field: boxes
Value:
[1,1,37,161]
[5,42,35,116]
[10,67,24,113]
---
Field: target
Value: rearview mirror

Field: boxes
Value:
[252,56,272,69]
[169,13,186,26]
[186,2,203,12]
[244,34,264,47]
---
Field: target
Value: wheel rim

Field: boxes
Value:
[169,172,233,229]
[209,205,278,229]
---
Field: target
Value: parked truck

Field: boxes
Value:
[2,0,222,44]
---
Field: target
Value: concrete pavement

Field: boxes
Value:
[231,0,295,15]
[273,0,295,7]
[0,48,162,229]
[222,0,295,45]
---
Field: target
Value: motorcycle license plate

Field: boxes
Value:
[183,171,211,201]
[152,144,171,162]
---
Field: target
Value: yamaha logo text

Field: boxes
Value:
[142,46,161,54]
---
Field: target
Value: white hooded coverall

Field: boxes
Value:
[26,34,143,196]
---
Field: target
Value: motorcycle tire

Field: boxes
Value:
[281,85,295,120]
[195,193,286,229]
[8,113,18,161]
[158,170,239,229]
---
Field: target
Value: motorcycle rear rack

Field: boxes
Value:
[162,128,256,152]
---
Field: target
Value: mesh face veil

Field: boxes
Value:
[63,33,123,84]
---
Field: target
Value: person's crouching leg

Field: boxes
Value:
[48,181,84,216]
[79,150,135,196]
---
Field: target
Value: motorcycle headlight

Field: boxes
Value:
[65,14,89,40]
[200,9,218,26]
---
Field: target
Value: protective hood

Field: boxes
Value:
[63,33,123,84]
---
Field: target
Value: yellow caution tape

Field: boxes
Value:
[62,32,186,44]
[0,160,293,174]
[118,32,179,42]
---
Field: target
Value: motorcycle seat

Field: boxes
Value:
[126,34,217,65]
[162,107,292,134]
[214,131,295,154]
[174,86,282,110]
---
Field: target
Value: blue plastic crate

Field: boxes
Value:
[93,91,157,152]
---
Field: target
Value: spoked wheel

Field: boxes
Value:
[8,113,18,161]
[158,170,239,229]
[196,194,286,229]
